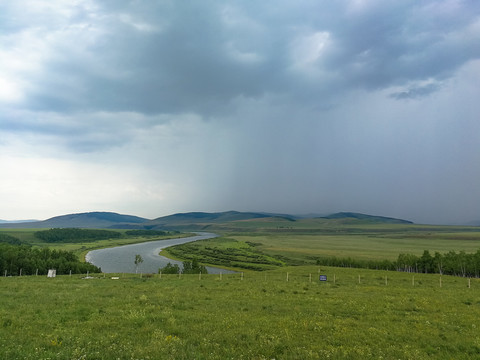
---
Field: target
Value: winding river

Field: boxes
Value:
[85,232,233,274]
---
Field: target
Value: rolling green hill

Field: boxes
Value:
[321,212,413,224]
[143,211,284,230]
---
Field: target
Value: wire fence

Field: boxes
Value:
[3,267,479,290]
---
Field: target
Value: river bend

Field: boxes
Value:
[85,232,232,274]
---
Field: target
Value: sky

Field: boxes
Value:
[1,0,480,224]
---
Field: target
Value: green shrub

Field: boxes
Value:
[34,228,121,243]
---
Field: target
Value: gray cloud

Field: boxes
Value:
[389,83,442,100]
[6,0,478,116]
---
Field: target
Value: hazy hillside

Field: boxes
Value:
[0,212,149,229]
[321,212,413,224]
[0,219,38,224]
[141,211,414,231]
[143,211,272,230]
[465,220,480,226]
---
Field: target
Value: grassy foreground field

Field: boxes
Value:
[1,267,480,360]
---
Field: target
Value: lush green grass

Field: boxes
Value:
[228,232,480,262]
[0,228,44,243]
[2,221,480,359]
[1,267,479,359]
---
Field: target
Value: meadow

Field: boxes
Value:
[225,232,480,262]
[218,218,480,259]
[2,220,480,358]
[1,267,479,359]
[166,219,480,272]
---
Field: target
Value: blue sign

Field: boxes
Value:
[319,275,327,281]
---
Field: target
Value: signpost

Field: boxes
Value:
[319,275,327,282]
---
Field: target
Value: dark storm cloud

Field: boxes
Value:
[12,0,480,117]
[23,1,280,115]
[322,1,480,89]
[390,83,442,100]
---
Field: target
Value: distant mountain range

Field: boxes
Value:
[0,212,148,229]
[0,210,414,229]
[0,219,38,224]
[465,220,480,226]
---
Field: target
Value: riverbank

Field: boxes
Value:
[85,233,233,274]
[160,247,242,273]
[78,232,195,262]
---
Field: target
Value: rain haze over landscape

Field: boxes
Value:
[1,0,480,225]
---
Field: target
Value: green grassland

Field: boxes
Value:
[2,219,480,358]
[1,267,479,359]
[166,219,480,270]
[227,232,480,262]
